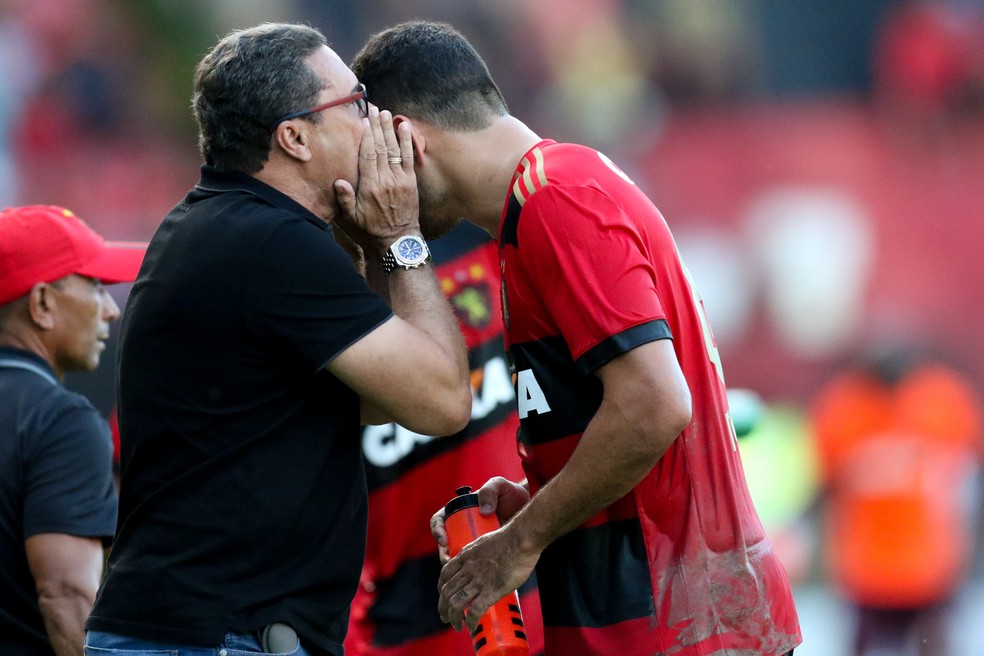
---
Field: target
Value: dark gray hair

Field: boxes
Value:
[192,23,327,173]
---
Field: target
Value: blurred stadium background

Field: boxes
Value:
[3,1,983,653]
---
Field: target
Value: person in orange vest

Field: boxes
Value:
[810,347,983,656]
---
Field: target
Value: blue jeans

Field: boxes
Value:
[84,630,311,656]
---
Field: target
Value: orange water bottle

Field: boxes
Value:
[444,486,529,656]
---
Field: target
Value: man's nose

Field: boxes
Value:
[102,289,121,321]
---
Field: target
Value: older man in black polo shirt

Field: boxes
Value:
[85,23,472,656]
[0,205,145,656]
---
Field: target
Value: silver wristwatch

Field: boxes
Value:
[382,235,431,275]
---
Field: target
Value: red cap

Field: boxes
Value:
[0,205,148,306]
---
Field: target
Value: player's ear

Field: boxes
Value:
[393,115,424,166]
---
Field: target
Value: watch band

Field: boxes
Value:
[381,249,400,276]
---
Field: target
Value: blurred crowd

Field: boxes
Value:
[4,0,984,231]
[3,1,984,654]
[0,3,978,192]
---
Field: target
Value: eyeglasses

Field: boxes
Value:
[269,83,369,130]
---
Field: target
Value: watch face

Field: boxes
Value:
[395,236,426,264]
[397,239,424,262]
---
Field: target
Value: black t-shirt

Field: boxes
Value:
[87,167,392,655]
[0,348,117,656]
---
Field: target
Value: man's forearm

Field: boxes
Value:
[350,248,470,434]
[38,590,92,656]
[507,342,691,555]
[507,402,666,554]
[389,267,462,343]
[26,534,105,656]
[367,250,467,384]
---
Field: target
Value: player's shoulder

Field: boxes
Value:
[512,141,632,205]
[502,141,636,248]
[8,376,104,453]
[519,141,600,182]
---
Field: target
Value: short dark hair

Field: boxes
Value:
[193,23,328,173]
[352,21,508,131]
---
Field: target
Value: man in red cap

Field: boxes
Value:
[0,205,145,656]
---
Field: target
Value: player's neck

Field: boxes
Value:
[457,115,541,235]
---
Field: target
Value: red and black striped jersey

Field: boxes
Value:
[346,223,543,656]
[497,140,801,656]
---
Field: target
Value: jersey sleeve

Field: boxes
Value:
[517,184,668,370]
[250,218,393,372]
[23,400,117,542]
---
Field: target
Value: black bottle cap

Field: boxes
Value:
[445,485,479,517]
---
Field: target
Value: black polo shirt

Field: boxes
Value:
[0,347,117,656]
[87,167,392,655]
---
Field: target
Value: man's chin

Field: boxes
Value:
[82,351,104,372]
